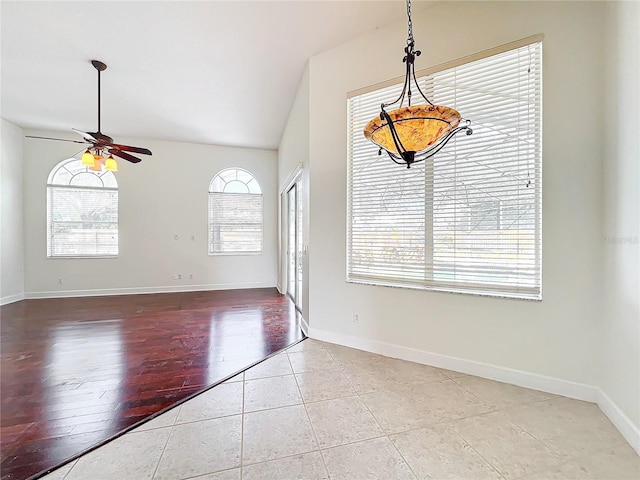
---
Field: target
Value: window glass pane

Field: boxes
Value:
[236,169,254,185]
[51,168,73,185]
[69,172,103,188]
[210,176,226,193]
[99,170,118,188]
[219,169,237,183]
[224,180,250,194]
[247,179,262,194]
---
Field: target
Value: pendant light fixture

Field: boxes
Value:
[364,0,472,168]
[104,155,118,172]
[81,149,95,166]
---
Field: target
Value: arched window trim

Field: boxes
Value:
[209,167,262,195]
[48,158,118,189]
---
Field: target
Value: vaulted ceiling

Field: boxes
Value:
[1,1,429,150]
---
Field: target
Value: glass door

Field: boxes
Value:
[287,184,298,304]
[296,179,303,311]
[286,181,303,311]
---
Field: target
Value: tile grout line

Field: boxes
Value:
[325,345,421,478]
[345,358,420,480]
[150,416,177,480]
[182,465,241,480]
[60,460,78,480]
[448,375,562,411]
[449,428,507,480]
[505,413,581,462]
[385,435,420,480]
[286,345,332,478]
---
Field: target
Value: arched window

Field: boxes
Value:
[47,158,118,257]
[208,168,263,254]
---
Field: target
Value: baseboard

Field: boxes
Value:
[276,283,284,295]
[308,328,640,453]
[300,316,309,336]
[308,327,598,403]
[598,389,640,455]
[25,282,276,299]
[0,292,25,306]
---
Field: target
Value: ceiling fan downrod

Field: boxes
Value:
[91,60,107,134]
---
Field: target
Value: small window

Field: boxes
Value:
[208,168,263,255]
[47,158,118,258]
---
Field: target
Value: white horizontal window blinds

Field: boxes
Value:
[347,41,542,299]
[46,159,119,258]
[48,188,118,257]
[208,193,263,253]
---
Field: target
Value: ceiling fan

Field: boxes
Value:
[27,60,152,168]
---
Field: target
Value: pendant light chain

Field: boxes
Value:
[406,0,414,45]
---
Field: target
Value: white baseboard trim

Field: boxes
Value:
[25,282,276,299]
[1,292,25,306]
[309,328,640,454]
[300,316,309,337]
[309,327,597,402]
[597,389,640,455]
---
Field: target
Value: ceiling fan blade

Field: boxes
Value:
[26,135,87,144]
[110,150,142,164]
[72,128,97,142]
[111,144,152,155]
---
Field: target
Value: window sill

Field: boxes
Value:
[47,255,118,260]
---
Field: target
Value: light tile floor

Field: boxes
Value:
[41,339,639,480]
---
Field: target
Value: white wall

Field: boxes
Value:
[278,65,310,322]
[602,0,640,435]
[0,119,25,304]
[23,130,278,296]
[307,1,606,387]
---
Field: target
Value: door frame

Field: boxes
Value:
[279,163,304,312]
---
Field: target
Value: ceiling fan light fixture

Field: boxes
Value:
[104,156,118,172]
[81,149,94,166]
[364,0,472,168]
[90,157,103,172]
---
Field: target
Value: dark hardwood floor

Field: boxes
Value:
[0,288,302,480]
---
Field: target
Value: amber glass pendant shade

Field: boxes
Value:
[81,150,94,166]
[104,156,118,172]
[90,157,102,171]
[364,105,462,155]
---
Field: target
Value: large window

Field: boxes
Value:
[347,39,542,299]
[47,158,118,258]
[208,168,263,254]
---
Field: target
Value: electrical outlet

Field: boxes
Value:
[57,278,63,285]
[352,313,360,325]
[177,274,182,280]
[189,274,194,279]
